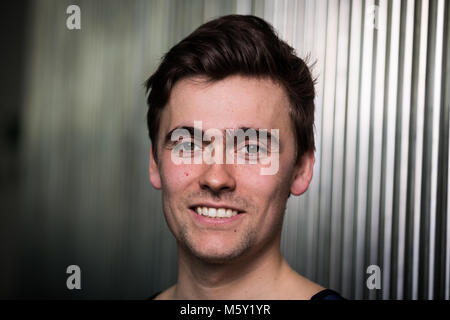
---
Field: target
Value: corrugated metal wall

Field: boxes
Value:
[9,0,449,299]
[271,0,450,300]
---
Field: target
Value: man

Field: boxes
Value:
[146,15,344,300]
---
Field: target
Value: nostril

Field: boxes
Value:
[200,180,235,194]
[198,165,236,193]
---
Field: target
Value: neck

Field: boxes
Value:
[172,235,292,299]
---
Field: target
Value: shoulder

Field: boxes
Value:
[291,277,346,300]
[148,291,161,300]
[279,270,327,299]
[310,288,347,300]
[148,285,176,300]
[285,277,346,300]
[299,279,328,300]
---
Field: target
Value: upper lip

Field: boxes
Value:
[190,203,245,213]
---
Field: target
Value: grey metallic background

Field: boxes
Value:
[0,0,449,299]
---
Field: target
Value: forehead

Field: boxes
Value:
[160,75,291,132]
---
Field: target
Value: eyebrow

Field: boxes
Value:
[163,126,280,148]
[163,126,203,147]
[227,127,280,146]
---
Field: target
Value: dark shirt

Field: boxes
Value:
[309,288,346,300]
[149,288,346,300]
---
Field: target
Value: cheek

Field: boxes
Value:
[160,159,198,193]
[235,166,287,198]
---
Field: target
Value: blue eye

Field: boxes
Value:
[238,143,267,157]
[245,144,260,154]
[174,141,201,153]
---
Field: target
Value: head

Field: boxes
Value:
[145,15,316,264]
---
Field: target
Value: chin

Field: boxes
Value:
[190,248,245,265]
[183,234,254,264]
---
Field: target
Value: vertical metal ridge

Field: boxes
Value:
[355,0,376,300]
[303,0,318,281]
[369,0,389,301]
[397,0,415,300]
[329,0,350,292]
[342,0,363,299]
[427,0,445,300]
[316,0,338,287]
[444,0,450,301]
[316,0,337,287]
[411,0,429,300]
[307,0,327,282]
[419,0,438,299]
[382,0,401,300]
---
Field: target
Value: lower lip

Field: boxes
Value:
[190,209,244,226]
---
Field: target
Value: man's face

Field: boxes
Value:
[149,75,314,263]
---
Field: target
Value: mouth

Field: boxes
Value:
[189,204,245,219]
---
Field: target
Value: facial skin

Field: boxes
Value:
[149,75,318,299]
[150,74,313,260]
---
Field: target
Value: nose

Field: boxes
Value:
[198,163,236,195]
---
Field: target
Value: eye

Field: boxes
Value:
[244,144,260,154]
[238,143,267,157]
[174,141,201,153]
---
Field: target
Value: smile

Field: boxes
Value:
[193,206,239,218]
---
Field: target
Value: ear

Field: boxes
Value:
[290,150,315,196]
[149,146,162,189]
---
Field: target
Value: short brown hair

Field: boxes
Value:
[145,14,315,164]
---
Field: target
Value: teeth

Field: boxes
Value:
[217,208,226,217]
[208,208,217,217]
[194,206,238,218]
